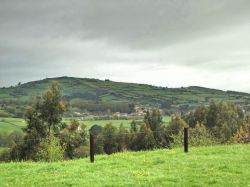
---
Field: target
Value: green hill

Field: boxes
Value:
[0,144,249,187]
[1,76,250,117]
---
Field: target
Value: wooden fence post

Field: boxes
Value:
[184,127,188,153]
[90,133,95,163]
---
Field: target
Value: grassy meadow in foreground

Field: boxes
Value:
[0,144,249,187]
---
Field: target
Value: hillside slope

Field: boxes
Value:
[0,144,249,187]
[1,76,250,116]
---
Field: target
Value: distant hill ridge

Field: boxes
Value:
[1,76,250,113]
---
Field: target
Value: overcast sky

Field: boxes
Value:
[1,0,250,92]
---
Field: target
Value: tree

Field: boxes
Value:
[171,123,218,148]
[182,101,244,142]
[133,123,155,150]
[130,120,138,133]
[207,102,243,142]
[144,109,163,132]
[40,81,66,134]
[117,123,129,151]
[143,109,163,145]
[193,105,208,127]
[128,103,135,113]
[182,104,207,128]
[167,114,188,135]
[35,134,65,162]
[60,120,88,159]
[102,123,118,154]
[231,116,250,144]
[24,81,66,136]
[129,120,139,150]
[9,81,67,161]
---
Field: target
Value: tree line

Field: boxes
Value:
[0,81,249,162]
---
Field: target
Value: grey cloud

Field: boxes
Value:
[1,0,250,48]
[1,0,250,91]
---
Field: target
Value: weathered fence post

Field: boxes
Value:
[90,133,95,163]
[184,127,188,153]
[89,125,102,163]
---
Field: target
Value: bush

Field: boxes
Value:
[60,120,88,159]
[231,123,250,144]
[73,145,90,158]
[0,149,10,162]
[117,123,129,151]
[0,111,11,117]
[94,135,104,154]
[0,131,24,147]
[167,114,188,134]
[131,123,156,151]
[182,101,244,142]
[102,123,118,154]
[171,124,218,148]
[36,135,65,162]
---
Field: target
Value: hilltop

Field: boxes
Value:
[1,76,250,117]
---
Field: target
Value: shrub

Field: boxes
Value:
[94,135,104,154]
[0,111,11,117]
[36,135,65,162]
[167,114,188,134]
[60,120,88,159]
[231,123,250,144]
[0,149,10,162]
[131,123,156,151]
[73,145,90,158]
[171,123,218,148]
[102,123,118,154]
[182,101,244,142]
[117,123,129,151]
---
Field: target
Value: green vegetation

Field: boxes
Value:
[35,135,65,162]
[0,144,249,187]
[93,109,171,155]
[0,117,171,134]
[66,119,134,128]
[0,147,7,153]
[0,118,26,133]
[74,116,171,128]
[1,76,250,117]
[0,82,247,162]
[7,81,87,161]
[0,81,249,186]
[0,86,177,161]
[232,116,250,144]
[182,101,244,142]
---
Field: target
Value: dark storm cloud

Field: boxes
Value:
[1,0,250,91]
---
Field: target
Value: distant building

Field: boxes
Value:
[114,112,121,117]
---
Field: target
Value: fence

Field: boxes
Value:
[0,126,238,163]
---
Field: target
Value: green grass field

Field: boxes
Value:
[66,116,171,128]
[0,144,249,187]
[0,116,171,134]
[0,118,26,134]
[0,147,7,153]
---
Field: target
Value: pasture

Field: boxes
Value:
[0,116,171,134]
[0,118,26,134]
[0,144,249,187]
